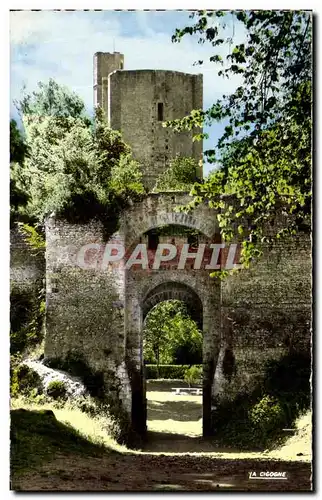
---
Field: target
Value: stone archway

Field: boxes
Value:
[121,193,219,247]
[127,280,210,437]
[142,282,203,329]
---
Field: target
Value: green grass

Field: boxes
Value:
[10,408,108,477]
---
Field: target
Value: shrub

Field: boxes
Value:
[46,380,67,400]
[249,395,286,436]
[184,365,202,386]
[44,353,105,399]
[11,364,42,397]
[263,351,311,422]
[153,155,199,192]
[145,364,202,380]
[211,351,311,449]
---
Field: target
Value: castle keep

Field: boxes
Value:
[93,52,203,188]
[11,53,311,440]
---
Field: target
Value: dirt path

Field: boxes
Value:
[12,452,312,491]
[147,389,203,436]
[11,390,312,491]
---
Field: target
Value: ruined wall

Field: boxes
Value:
[44,195,223,435]
[44,193,311,437]
[10,227,45,292]
[44,217,131,413]
[214,233,312,401]
[108,70,203,188]
[93,52,124,113]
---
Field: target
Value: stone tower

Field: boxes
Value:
[93,52,203,189]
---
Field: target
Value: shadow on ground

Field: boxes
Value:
[11,408,108,477]
[11,408,312,492]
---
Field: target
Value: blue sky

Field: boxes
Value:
[10,10,245,176]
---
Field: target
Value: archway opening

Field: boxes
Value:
[141,283,203,439]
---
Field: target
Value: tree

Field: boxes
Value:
[15,82,144,229]
[143,300,202,368]
[17,78,87,120]
[10,119,30,217]
[168,313,202,365]
[167,11,312,267]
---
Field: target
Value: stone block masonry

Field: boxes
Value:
[43,193,311,439]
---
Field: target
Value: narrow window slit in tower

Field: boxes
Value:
[157,102,164,121]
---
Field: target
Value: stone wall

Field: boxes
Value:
[43,194,311,439]
[43,195,223,435]
[214,234,312,401]
[10,227,45,292]
[44,216,131,413]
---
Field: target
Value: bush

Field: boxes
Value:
[249,395,286,436]
[211,351,311,449]
[11,364,42,397]
[184,366,202,386]
[153,155,199,192]
[46,380,67,400]
[44,353,105,399]
[145,364,202,380]
[263,351,311,421]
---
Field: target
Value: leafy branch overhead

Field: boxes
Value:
[167,10,312,267]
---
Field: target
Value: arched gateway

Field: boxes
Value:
[121,197,222,437]
[142,282,203,328]
[130,280,206,435]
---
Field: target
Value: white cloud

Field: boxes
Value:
[10,10,246,174]
[10,11,245,106]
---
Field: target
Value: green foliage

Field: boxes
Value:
[10,120,30,218]
[145,364,202,380]
[153,155,200,192]
[17,78,87,119]
[262,351,311,421]
[168,11,312,266]
[17,223,45,252]
[184,365,202,386]
[14,82,144,239]
[10,119,29,165]
[46,380,67,400]
[249,395,285,436]
[10,286,45,356]
[211,351,311,448]
[109,154,145,199]
[143,300,202,366]
[11,364,42,397]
